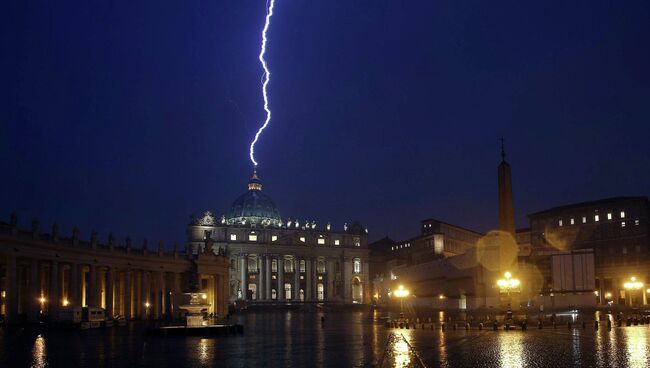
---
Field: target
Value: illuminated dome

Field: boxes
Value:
[225,169,282,227]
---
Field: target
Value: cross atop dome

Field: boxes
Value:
[248,167,263,191]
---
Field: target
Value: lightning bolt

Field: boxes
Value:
[249,0,275,168]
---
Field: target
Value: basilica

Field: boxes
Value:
[187,169,371,305]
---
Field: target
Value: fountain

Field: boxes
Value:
[179,292,210,327]
[148,248,243,336]
[178,259,211,327]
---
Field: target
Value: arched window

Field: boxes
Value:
[317,259,326,273]
[271,259,278,272]
[317,283,324,301]
[284,259,294,273]
[299,260,306,273]
[271,289,277,300]
[353,258,361,274]
[248,256,258,272]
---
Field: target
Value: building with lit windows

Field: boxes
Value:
[528,196,650,306]
[186,169,371,305]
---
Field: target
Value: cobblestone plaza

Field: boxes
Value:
[2,310,650,367]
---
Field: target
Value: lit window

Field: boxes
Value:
[621,211,626,218]
[353,259,361,274]
[334,239,340,245]
[582,217,587,224]
[271,259,278,272]
[318,275,323,281]
[354,237,360,247]
[271,289,277,300]
[317,238,325,245]
[299,237,306,243]
[391,246,394,250]
[272,275,276,280]
[300,260,306,272]
[271,235,278,242]
[635,220,640,226]
[230,234,237,241]
[570,218,575,225]
[595,215,600,222]
[622,221,626,228]
[300,275,304,280]
[607,213,612,220]
[558,219,563,227]
[249,233,257,241]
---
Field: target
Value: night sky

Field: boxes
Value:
[2,1,649,247]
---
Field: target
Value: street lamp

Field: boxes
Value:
[623,277,643,307]
[497,271,520,310]
[393,285,410,319]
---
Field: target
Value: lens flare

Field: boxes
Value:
[249,0,275,167]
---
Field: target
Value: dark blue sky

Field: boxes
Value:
[2,0,649,246]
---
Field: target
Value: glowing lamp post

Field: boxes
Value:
[623,277,644,307]
[393,285,410,319]
[497,272,520,309]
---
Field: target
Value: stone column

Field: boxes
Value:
[326,258,335,301]
[5,255,17,323]
[306,258,312,301]
[258,256,265,301]
[265,256,271,301]
[141,271,149,319]
[88,264,97,307]
[154,272,162,319]
[221,272,229,314]
[29,259,40,321]
[159,271,165,318]
[69,263,79,307]
[124,270,132,319]
[213,274,220,315]
[105,267,114,318]
[277,256,284,300]
[293,258,300,301]
[240,255,247,300]
[343,258,352,303]
[49,261,60,319]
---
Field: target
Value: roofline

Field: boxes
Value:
[528,196,649,217]
[420,218,484,236]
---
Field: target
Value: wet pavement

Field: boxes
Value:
[1,310,650,367]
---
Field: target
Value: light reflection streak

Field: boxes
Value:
[624,327,648,367]
[497,332,524,368]
[31,335,47,368]
[198,338,209,364]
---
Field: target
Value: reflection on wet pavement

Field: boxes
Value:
[1,311,650,367]
[380,333,426,368]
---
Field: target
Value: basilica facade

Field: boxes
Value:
[187,170,371,305]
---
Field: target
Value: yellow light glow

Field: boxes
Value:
[38,297,46,304]
[201,293,208,300]
[605,292,612,298]
[145,302,150,308]
[497,271,520,293]
[439,294,445,299]
[62,299,69,306]
[393,285,410,298]
[624,277,644,290]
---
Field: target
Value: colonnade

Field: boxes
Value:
[0,254,229,323]
[237,253,365,303]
